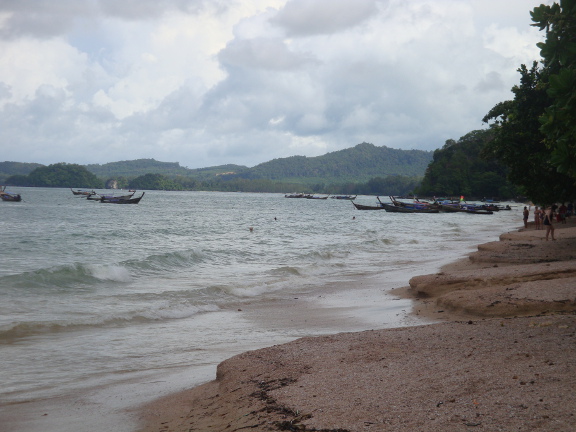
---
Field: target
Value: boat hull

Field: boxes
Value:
[100,192,144,204]
[352,202,384,210]
[380,203,439,213]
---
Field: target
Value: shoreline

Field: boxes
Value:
[136,218,576,431]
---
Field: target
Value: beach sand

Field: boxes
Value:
[136,218,576,432]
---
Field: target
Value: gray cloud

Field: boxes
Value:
[271,0,380,36]
[0,0,214,39]
[218,38,317,70]
[0,0,93,38]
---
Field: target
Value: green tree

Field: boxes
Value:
[531,1,576,178]
[12,163,103,188]
[482,62,574,204]
[129,173,183,190]
[417,130,514,199]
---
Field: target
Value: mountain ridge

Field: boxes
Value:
[1,142,432,184]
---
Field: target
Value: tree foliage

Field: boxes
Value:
[240,143,432,183]
[531,1,576,178]
[0,161,43,184]
[128,173,183,190]
[416,130,516,199]
[482,62,575,204]
[8,163,103,188]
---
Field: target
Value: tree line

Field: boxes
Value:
[478,2,576,205]
[4,161,422,196]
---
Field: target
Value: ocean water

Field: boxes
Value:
[0,188,522,431]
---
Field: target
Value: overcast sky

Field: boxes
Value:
[0,0,551,169]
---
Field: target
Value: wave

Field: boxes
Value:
[0,263,133,292]
[305,249,351,261]
[269,266,302,276]
[124,249,208,273]
[0,248,211,292]
[0,302,220,343]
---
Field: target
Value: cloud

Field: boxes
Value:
[218,37,316,70]
[271,0,379,36]
[0,0,548,169]
[0,0,214,38]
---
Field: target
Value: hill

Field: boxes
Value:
[0,161,43,183]
[82,144,431,183]
[84,159,249,179]
[0,143,432,191]
[233,143,431,184]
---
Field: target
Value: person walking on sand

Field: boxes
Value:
[543,206,556,240]
[523,206,529,229]
[534,206,542,230]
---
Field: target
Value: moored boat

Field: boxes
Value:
[71,188,96,196]
[440,203,493,214]
[352,201,385,210]
[100,192,145,204]
[460,204,493,214]
[379,201,439,213]
[1,191,22,202]
[1,186,21,202]
[87,191,135,201]
[330,195,357,200]
[378,196,439,213]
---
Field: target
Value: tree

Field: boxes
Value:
[10,163,103,188]
[417,129,514,198]
[482,62,574,204]
[129,173,183,190]
[531,1,576,178]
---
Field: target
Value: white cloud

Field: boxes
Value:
[0,0,550,169]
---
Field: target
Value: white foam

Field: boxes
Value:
[86,264,132,282]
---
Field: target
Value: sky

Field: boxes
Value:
[0,0,552,169]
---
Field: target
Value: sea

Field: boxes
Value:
[0,188,522,432]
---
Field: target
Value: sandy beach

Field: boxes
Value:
[136,217,576,432]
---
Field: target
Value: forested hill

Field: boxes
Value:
[85,159,248,179]
[1,143,432,184]
[83,144,431,182]
[0,161,43,183]
[236,143,432,183]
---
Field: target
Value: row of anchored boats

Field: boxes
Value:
[0,187,145,204]
[352,196,511,214]
[70,188,145,204]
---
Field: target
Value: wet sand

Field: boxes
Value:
[136,218,576,432]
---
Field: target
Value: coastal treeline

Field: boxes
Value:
[3,161,421,196]
[417,129,516,199]
[480,2,576,205]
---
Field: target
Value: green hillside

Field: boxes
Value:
[233,143,432,183]
[0,161,43,183]
[1,143,432,193]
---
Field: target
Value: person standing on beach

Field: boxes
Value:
[534,206,542,230]
[523,206,529,228]
[558,203,567,224]
[543,206,556,240]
